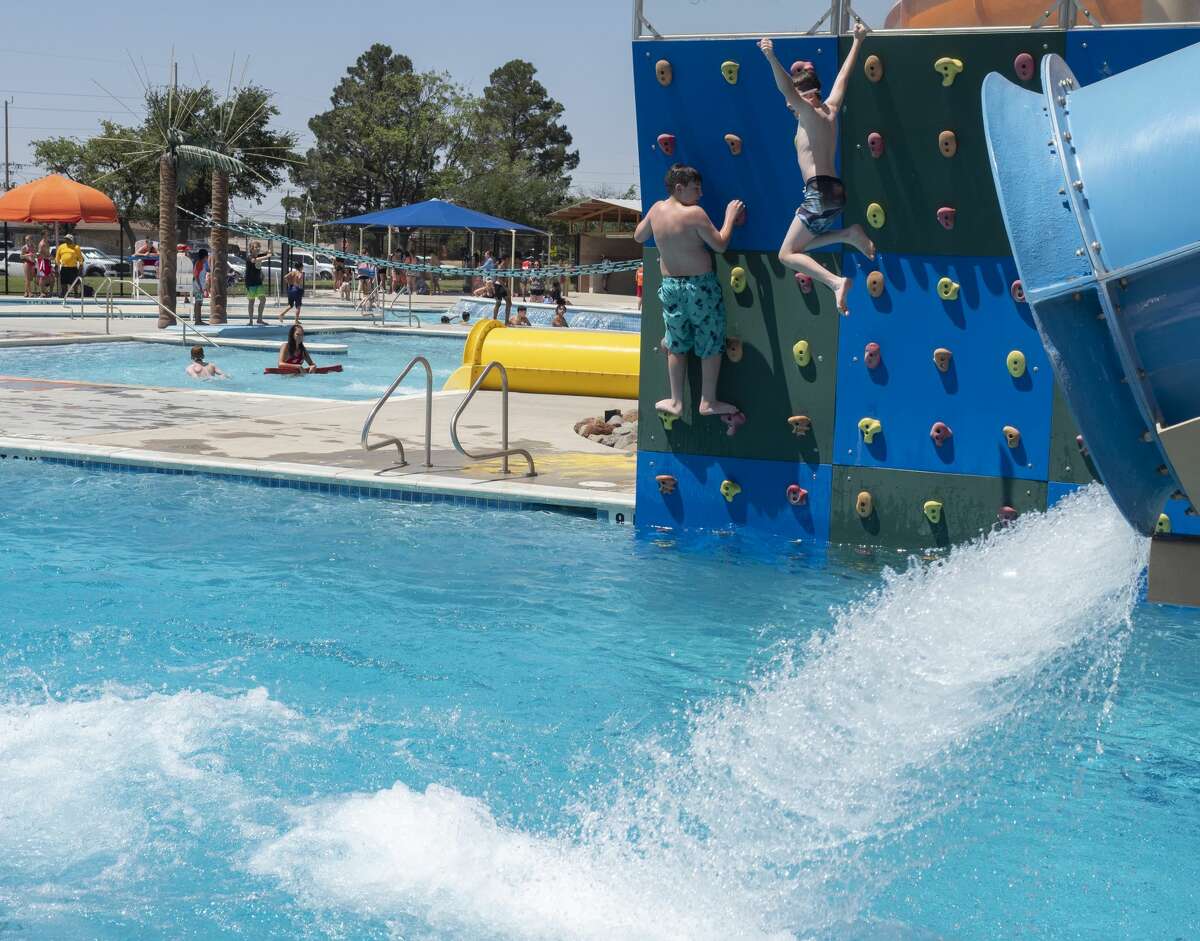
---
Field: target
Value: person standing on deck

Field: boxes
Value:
[54,234,84,299]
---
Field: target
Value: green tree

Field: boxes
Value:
[292,44,463,221]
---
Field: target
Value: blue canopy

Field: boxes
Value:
[329,198,543,233]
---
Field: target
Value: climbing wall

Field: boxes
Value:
[633,27,1200,546]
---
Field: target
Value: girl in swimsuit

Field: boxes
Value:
[278,323,317,373]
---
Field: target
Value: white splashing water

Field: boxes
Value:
[250,486,1148,940]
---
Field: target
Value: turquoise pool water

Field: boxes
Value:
[1,463,1197,939]
[0,333,465,400]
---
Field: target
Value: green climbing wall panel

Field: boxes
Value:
[1048,382,1100,484]
[839,31,1067,258]
[829,464,1047,549]
[638,248,842,464]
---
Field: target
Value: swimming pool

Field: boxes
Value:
[1,462,1197,939]
[0,333,465,400]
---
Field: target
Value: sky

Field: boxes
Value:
[1,0,892,221]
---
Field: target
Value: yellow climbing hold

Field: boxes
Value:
[858,416,882,444]
[938,129,957,157]
[720,60,739,84]
[866,202,886,229]
[730,266,747,293]
[937,277,960,301]
[933,347,953,372]
[793,339,811,367]
[923,500,944,524]
[1007,349,1027,378]
[1156,513,1172,534]
[864,54,884,82]
[720,479,741,503]
[856,490,874,518]
[1003,425,1022,449]
[724,133,742,155]
[934,56,964,86]
[867,270,885,298]
[658,409,678,430]
[655,59,673,86]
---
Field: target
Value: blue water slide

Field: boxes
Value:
[982,43,1200,537]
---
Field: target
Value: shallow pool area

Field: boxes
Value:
[1,462,1197,939]
[0,333,465,400]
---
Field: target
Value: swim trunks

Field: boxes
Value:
[245,284,265,299]
[796,175,846,235]
[659,270,725,359]
[287,285,304,307]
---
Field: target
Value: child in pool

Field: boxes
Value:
[758,24,876,315]
[633,162,744,420]
[278,324,317,373]
[551,302,569,328]
[512,305,532,327]
[186,345,226,379]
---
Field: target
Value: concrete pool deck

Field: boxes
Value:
[0,313,639,519]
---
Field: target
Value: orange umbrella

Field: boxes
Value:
[0,174,118,223]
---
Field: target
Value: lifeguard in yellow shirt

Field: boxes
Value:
[54,235,85,299]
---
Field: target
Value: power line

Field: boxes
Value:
[0,88,141,100]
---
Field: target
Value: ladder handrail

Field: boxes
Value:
[105,278,226,349]
[449,361,536,477]
[384,291,422,327]
[360,355,433,467]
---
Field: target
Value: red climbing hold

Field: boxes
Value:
[937,206,956,230]
[864,342,881,370]
[788,415,812,436]
[790,60,814,78]
[656,133,676,156]
[795,272,813,293]
[929,421,953,447]
[1010,279,1025,303]
[1014,52,1035,82]
[997,505,1019,523]
[721,410,748,436]
[867,132,885,158]
[656,474,677,495]
[1076,434,1089,457]
[787,484,809,507]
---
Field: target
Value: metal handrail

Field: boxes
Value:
[360,355,434,467]
[449,361,536,477]
[61,276,88,318]
[384,291,422,328]
[103,278,226,348]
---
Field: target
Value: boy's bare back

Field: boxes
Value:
[646,199,721,278]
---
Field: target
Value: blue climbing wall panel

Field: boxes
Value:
[633,26,1200,546]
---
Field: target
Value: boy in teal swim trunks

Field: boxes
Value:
[634,164,745,424]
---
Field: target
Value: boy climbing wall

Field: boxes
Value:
[634,163,746,429]
[759,23,876,315]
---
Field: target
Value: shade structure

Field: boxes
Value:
[329,198,543,233]
[0,174,118,223]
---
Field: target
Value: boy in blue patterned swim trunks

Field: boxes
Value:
[759,25,876,315]
[634,164,745,425]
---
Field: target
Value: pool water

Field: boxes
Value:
[0,333,465,400]
[1,464,1197,939]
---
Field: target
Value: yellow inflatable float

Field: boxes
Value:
[444,319,640,400]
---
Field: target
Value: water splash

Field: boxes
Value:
[252,486,1148,939]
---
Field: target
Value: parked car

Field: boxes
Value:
[78,247,127,278]
[287,251,334,281]
[4,250,27,278]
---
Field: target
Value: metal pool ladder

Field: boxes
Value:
[360,355,433,467]
[449,361,536,477]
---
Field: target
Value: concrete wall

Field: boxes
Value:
[632,26,1200,546]
[579,233,641,296]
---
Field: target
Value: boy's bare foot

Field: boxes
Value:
[834,277,851,315]
[655,398,683,417]
[847,224,876,260]
[698,399,739,416]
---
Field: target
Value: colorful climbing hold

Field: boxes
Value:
[1006,349,1027,378]
[788,415,812,436]
[866,202,886,229]
[932,347,953,372]
[790,59,814,78]
[1010,280,1025,303]
[1076,434,1089,456]
[1156,513,1172,534]
[858,417,882,444]
[725,337,743,363]
[856,490,874,518]
[787,484,809,507]
[936,206,956,230]
[655,59,673,86]
[863,341,882,370]
[938,130,957,157]
[721,410,748,437]
[656,133,676,156]
[864,54,884,82]
[730,266,747,293]
[720,479,741,503]
[929,421,953,447]
[658,410,678,430]
[1003,425,1022,449]
[866,271,885,298]
[923,500,943,525]
[998,505,1019,523]
[795,272,813,293]
[1014,52,1035,81]
[792,339,811,367]
[655,474,677,495]
[724,133,743,156]
[720,60,739,84]
[867,131,885,158]
[937,277,960,301]
[934,56,964,86]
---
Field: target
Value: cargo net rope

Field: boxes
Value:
[180,207,642,280]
